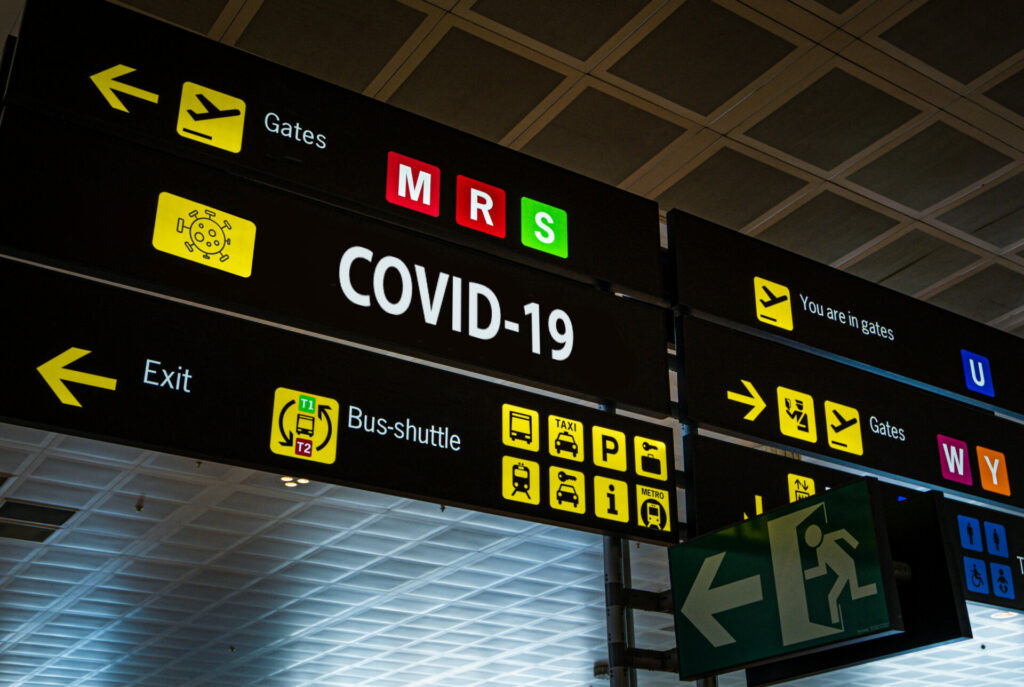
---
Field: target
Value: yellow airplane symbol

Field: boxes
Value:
[37,348,117,407]
[90,64,159,113]
[830,409,858,434]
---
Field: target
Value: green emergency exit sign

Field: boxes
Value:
[669,480,902,680]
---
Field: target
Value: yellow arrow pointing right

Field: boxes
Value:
[37,348,117,407]
[726,379,766,421]
[89,64,159,113]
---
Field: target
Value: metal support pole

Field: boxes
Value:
[603,535,630,687]
[621,535,638,687]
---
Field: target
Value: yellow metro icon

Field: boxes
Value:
[754,276,793,331]
[153,192,256,277]
[503,456,540,505]
[636,484,671,532]
[177,82,246,153]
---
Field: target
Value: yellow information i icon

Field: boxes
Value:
[176,82,246,153]
[595,476,629,522]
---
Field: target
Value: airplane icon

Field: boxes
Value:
[754,276,793,330]
[824,401,863,455]
[187,93,242,122]
[760,285,789,309]
[176,82,246,153]
[830,409,858,434]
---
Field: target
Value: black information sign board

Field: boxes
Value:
[946,501,1023,612]
[4,0,662,298]
[671,210,1022,418]
[686,438,971,684]
[0,107,669,416]
[687,436,876,534]
[680,316,1023,512]
[0,259,677,544]
[690,432,1021,617]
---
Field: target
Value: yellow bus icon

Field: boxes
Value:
[152,192,256,277]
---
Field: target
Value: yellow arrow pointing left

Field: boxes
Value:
[89,64,159,113]
[37,348,117,407]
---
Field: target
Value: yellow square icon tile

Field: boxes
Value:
[824,400,863,455]
[269,387,339,464]
[777,386,817,444]
[787,473,816,502]
[634,436,667,480]
[635,484,671,532]
[502,404,539,452]
[548,414,583,461]
[177,82,246,153]
[594,476,629,522]
[592,426,627,471]
[754,276,793,331]
[503,456,540,505]
[153,192,256,277]
[549,466,585,514]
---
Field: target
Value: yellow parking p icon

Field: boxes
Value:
[592,426,627,471]
[636,485,671,532]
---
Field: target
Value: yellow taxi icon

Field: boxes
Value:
[548,414,583,461]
